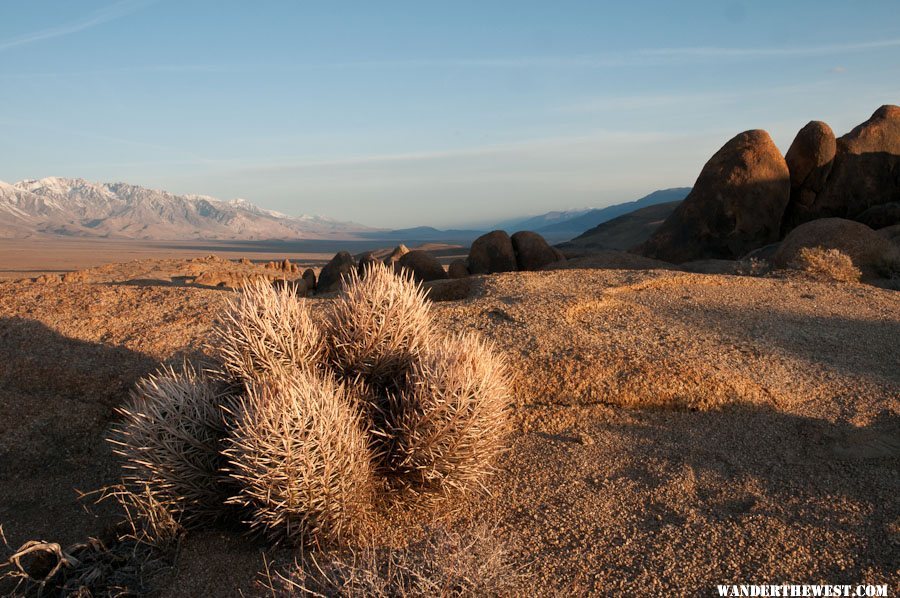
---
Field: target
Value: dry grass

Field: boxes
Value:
[324,263,433,386]
[109,363,236,526]
[383,334,512,504]
[789,246,862,283]
[224,371,376,547]
[211,277,324,383]
[261,522,522,597]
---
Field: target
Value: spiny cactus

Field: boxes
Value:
[211,277,324,383]
[223,369,376,546]
[115,265,511,548]
[323,262,433,387]
[110,363,236,526]
[383,333,511,504]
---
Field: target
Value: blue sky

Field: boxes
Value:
[1,1,898,228]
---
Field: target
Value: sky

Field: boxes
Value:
[0,1,898,228]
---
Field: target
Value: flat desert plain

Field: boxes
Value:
[0,254,897,595]
[0,238,467,281]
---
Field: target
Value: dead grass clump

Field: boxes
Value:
[0,485,182,596]
[212,277,324,383]
[261,523,521,597]
[384,334,511,504]
[789,246,862,283]
[224,371,376,546]
[110,363,236,526]
[324,263,433,386]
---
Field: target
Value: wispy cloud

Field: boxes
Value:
[556,81,839,114]
[227,129,694,176]
[0,0,152,52]
[5,35,900,77]
[637,38,900,60]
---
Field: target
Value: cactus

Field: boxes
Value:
[110,363,235,526]
[223,370,375,546]
[211,277,324,384]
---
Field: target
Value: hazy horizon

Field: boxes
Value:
[1,1,898,228]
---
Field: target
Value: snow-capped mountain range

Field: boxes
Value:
[0,177,371,240]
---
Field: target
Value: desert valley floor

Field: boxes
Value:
[0,255,897,595]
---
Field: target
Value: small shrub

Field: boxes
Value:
[383,333,511,504]
[324,263,433,387]
[789,246,861,283]
[110,363,235,526]
[211,278,324,383]
[224,370,376,546]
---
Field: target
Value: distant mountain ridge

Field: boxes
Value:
[492,208,594,233]
[559,200,683,252]
[0,177,371,240]
[357,225,485,243]
[537,188,691,234]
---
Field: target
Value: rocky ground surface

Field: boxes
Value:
[0,261,897,595]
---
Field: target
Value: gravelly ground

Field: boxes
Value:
[0,261,897,595]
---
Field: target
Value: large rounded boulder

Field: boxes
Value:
[447,259,469,279]
[638,130,790,263]
[395,250,448,282]
[466,230,517,274]
[856,202,900,230]
[511,231,562,271]
[772,218,896,278]
[781,121,837,233]
[317,251,356,292]
[878,224,900,246]
[783,105,900,231]
[356,251,379,277]
[301,268,316,292]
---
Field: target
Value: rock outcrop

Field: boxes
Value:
[878,224,900,246]
[384,244,410,266]
[511,231,562,271]
[782,105,900,231]
[781,121,837,233]
[467,231,517,274]
[395,250,448,282]
[317,251,356,292]
[856,202,900,230]
[638,130,790,263]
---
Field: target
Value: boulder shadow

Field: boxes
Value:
[0,317,158,546]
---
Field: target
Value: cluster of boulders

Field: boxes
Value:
[637,105,900,265]
[312,230,566,293]
[450,230,566,277]
[316,244,451,291]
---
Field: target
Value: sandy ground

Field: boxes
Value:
[0,261,897,595]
